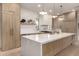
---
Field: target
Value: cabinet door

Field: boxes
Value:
[2,12,14,50]
[2,4,20,50]
[12,4,20,48]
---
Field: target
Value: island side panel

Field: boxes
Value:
[21,37,42,56]
[42,35,75,56]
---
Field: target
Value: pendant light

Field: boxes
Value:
[52,3,57,18]
[60,4,63,15]
[39,10,47,15]
[39,4,47,15]
[58,4,64,21]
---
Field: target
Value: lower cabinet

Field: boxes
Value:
[21,35,74,56]
[42,36,73,56]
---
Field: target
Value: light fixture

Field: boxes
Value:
[59,4,63,15]
[39,11,47,15]
[52,16,57,18]
[52,4,57,18]
[39,4,47,15]
[37,4,41,7]
[58,4,64,21]
[49,9,52,12]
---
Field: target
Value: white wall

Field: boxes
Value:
[21,7,39,34]
[21,7,53,31]
[21,7,38,21]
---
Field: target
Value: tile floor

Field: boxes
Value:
[56,40,79,56]
[0,41,79,56]
[56,44,79,56]
[0,48,21,56]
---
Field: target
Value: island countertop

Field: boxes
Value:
[22,33,75,44]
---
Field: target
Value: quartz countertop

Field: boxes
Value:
[22,33,75,44]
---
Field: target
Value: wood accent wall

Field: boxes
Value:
[54,12,76,33]
[0,3,20,51]
[62,12,76,33]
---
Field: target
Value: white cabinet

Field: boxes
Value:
[39,15,52,31]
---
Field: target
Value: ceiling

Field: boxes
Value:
[21,3,79,15]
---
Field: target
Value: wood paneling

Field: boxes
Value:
[42,36,74,56]
[0,3,20,51]
[61,22,76,33]
[12,4,21,48]
[54,12,76,33]
[2,12,14,50]
[61,12,76,33]
[0,4,2,49]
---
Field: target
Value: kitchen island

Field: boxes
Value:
[21,33,75,56]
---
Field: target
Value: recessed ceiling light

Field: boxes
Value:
[49,9,52,12]
[37,4,41,7]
